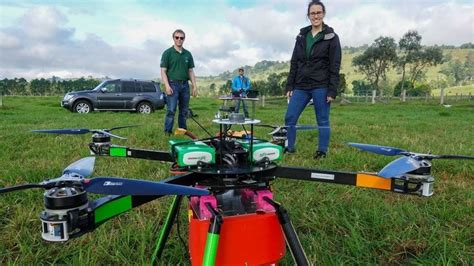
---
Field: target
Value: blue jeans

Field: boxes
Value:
[164,81,190,133]
[284,88,331,152]
[235,99,249,117]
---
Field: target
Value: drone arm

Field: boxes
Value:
[90,144,174,162]
[272,166,393,192]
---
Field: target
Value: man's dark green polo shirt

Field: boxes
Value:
[160,46,195,81]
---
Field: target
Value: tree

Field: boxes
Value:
[339,73,347,93]
[352,36,397,95]
[209,83,217,95]
[351,80,374,96]
[398,31,422,100]
[393,80,414,96]
[408,46,443,84]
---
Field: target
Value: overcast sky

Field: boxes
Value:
[0,0,473,80]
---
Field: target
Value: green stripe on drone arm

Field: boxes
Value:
[94,196,132,224]
[109,146,127,157]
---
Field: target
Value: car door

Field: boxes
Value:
[122,81,140,109]
[96,80,124,109]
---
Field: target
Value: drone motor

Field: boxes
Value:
[40,187,89,242]
[89,133,111,155]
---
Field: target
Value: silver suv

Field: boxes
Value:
[61,79,165,114]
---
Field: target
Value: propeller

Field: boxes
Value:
[82,176,209,196]
[0,157,209,196]
[32,125,138,140]
[347,143,408,156]
[348,142,474,178]
[257,124,319,135]
[378,157,422,178]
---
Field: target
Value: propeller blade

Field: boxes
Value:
[0,183,45,194]
[32,128,91,135]
[348,143,408,156]
[434,155,474,160]
[94,130,127,140]
[62,157,96,178]
[268,127,283,135]
[378,157,421,178]
[83,177,210,196]
[294,125,319,130]
[256,124,277,129]
[109,125,138,131]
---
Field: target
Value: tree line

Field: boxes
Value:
[0,77,100,96]
[351,31,473,97]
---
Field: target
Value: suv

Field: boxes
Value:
[61,79,165,114]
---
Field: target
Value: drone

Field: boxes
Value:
[1,107,473,265]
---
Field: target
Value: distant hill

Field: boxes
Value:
[197,48,474,96]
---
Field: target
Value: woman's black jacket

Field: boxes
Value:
[286,24,341,99]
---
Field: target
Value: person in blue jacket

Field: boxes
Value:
[231,67,251,117]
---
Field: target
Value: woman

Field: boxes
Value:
[284,0,341,159]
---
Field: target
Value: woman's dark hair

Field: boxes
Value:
[307,0,326,16]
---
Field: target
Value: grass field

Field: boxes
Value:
[432,85,474,97]
[0,96,473,265]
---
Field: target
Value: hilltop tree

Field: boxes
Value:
[408,46,443,84]
[352,36,397,95]
[398,30,422,100]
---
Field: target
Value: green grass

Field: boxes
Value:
[432,85,474,96]
[0,96,473,265]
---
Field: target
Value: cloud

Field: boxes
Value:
[0,1,473,80]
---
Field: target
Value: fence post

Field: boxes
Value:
[261,95,265,107]
[0,93,2,107]
[371,90,376,104]
[425,93,429,103]
[440,87,445,105]
[402,89,406,102]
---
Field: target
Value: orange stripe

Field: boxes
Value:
[356,173,392,190]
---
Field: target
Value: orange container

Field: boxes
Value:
[189,211,286,265]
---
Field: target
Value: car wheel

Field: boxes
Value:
[73,100,92,113]
[137,102,153,114]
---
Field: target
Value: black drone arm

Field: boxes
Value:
[90,144,174,162]
[271,166,395,192]
[272,166,433,196]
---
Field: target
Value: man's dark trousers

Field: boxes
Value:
[164,81,190,133]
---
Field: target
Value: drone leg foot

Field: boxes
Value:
[202,203,223,266]
[151,195,183,265]
[263,197,310,266]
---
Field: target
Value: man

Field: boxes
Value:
[160,29,198,135]
[231,67,251,118]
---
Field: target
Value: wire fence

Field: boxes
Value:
[339,90,472,105]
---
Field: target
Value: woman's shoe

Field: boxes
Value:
[314,151,326,159]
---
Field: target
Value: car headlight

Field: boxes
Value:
[63,94,74,101]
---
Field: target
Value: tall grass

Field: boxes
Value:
[0,96,473,265]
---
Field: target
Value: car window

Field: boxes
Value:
[141,82,156,93]
[122,81,138,93]
[103,81,121,93]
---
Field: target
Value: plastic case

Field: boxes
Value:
[168,140,215,167]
